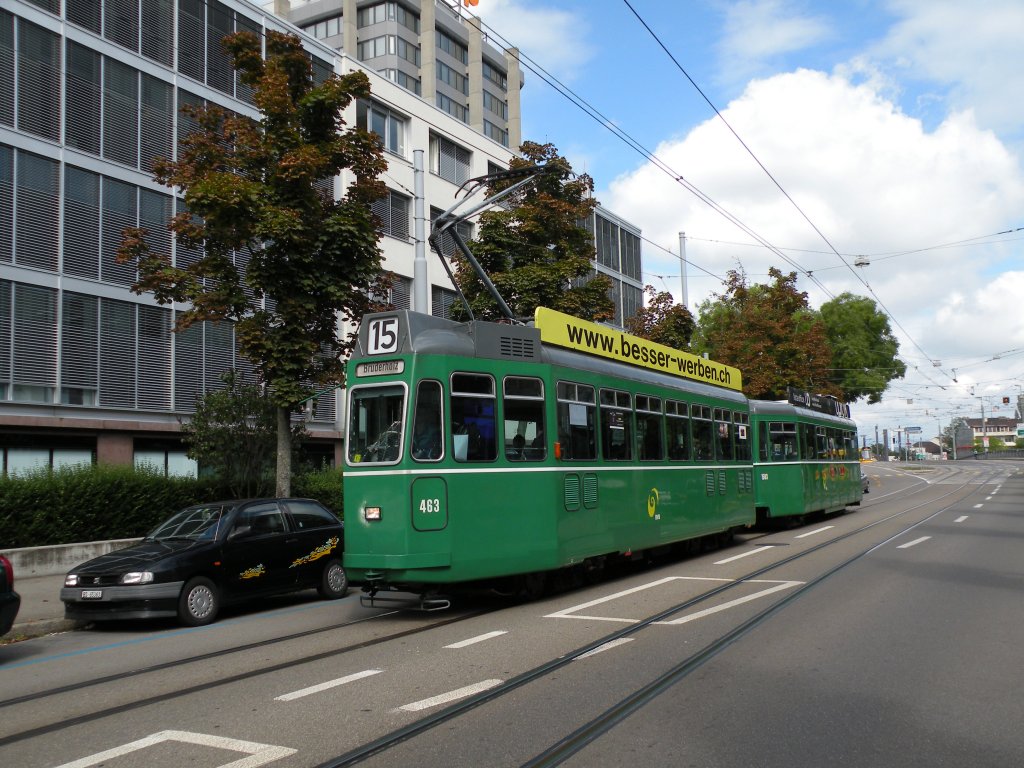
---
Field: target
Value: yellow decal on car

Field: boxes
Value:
[290,536,340,568]
[240,564,266,580]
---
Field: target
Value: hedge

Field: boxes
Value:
[0,464,344,549]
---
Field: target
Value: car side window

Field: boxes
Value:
[235,502,287,536]
[285,500,340,530]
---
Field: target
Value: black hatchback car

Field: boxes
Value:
[61,498,347,626]
[1,554,21,637]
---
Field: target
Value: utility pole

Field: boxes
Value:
[413,150,428,313]
[980,397,988,453]
[678,231,688,309]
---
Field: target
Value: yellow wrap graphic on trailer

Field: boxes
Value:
[534,307,742,391]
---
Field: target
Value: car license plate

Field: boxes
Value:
[81,589,102,599]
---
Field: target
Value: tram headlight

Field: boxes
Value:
[364,506,382,521]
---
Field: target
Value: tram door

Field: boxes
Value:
[411,381,448,532]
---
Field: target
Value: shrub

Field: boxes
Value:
[0,464,342,548]
[291,467,344,517]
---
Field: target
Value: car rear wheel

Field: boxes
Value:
[318,559,348,599]
[178,577,219,626]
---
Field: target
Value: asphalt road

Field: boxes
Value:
[1,460,1020,768]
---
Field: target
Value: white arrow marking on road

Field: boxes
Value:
[54,730,296,768]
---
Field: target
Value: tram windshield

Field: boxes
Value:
[348,385,405,463]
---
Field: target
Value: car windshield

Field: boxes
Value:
[146,505,228,542]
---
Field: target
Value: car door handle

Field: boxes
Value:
[285,538,299,544]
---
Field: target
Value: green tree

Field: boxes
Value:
[819,293,905,404]
[692,268,836,400]
[181,371,305,498]
[119,31,387,495]
[625,285,695,350]
[451,141,614,322]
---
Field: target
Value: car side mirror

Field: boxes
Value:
[228,525,252,541]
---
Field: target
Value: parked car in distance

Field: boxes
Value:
[1,554,21,637]
[61,498,347,627]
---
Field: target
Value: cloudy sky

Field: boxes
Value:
[466,0,1024,444]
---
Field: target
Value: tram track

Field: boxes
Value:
[0,607,493,748]
[0,472,989,758]
[317,476,984,767]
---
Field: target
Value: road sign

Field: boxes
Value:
[905,426,922,433]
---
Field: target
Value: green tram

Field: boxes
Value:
[749,392,863,523]
[342,307,756,605]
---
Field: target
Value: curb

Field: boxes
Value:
[2,618,85,645]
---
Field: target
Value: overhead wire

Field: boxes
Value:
[466,12,836,300]
[618,0,956,386]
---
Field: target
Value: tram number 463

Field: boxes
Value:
[419,498,441,514]
[368,316,399,355]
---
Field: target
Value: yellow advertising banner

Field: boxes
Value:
[534,307,743,391]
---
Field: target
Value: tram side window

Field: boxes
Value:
[504,376,545,461]
[666,400,691,461]
[714,407,734,461]
[692,405,715,461]
[769,422,798,461]
[556,381,596,460]
[411,380,443,461]
[601,388,633,461]
[827,428,840,459]
[450,373,496,462]
[845,430,857,458]
[734,411,751,461]
[800,423,816,460]
[636,395,663,461]
[348,384,405,464]
[816,427,828,459]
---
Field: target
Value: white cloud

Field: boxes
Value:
[602,68,1024,386]
[718,0,832,83]
[872,0,1024,138]
[471,0,593,80]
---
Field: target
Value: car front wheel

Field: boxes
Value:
[318,559,349,599]
[178,577,219,626]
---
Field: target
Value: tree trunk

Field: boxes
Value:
[275,405,291,497]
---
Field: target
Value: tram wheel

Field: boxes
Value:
[520,572,549,600]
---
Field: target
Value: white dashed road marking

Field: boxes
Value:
[714,545,775,564]
[897,536,931,549]
[795,526,834,539]
[397,680,503,712]
[445,631,508,649]
[275,669,382,702]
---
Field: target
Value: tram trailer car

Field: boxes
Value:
[750,397,863,523]
[343,308,756,601]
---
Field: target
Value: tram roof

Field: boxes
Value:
[748,398,856,427]
[355,311,746,404]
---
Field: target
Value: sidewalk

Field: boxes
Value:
[1,539,139,643]
[2,572,81,642]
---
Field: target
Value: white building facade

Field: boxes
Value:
[0,0,642,474]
